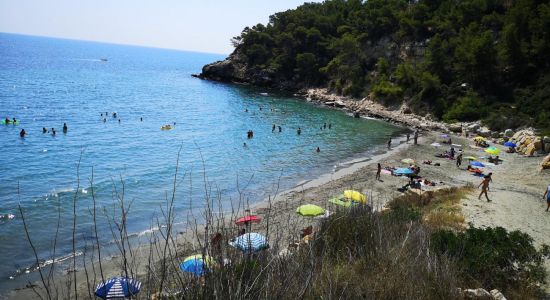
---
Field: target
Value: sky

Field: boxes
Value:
[0,0,322,54]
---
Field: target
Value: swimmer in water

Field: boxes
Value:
[19,129,26,138]
[278,126,282,133]
[51,128,56,136]
[272,124,276,132]
[328,123,332,129]
[297,127,301,135]
[42,127,47,133]
[140,117,143,122]
[63,123,68,133]
[316,147,320,153]
[103,118,106,123]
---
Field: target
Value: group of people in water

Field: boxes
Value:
[5,115,68,138]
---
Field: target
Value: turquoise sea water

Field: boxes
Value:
[0,33,406,292]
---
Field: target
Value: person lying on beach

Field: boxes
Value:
[423,160,432,165]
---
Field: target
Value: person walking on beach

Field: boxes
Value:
[478,173,493,202]
[543,183,550,212]
[406,133,410,143]
[63,123,68,133]
[414,130,419,145]
[387,138,392,149]
[456,152,463,168]
[376,163,381,181]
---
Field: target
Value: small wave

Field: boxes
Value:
[9,251,83,279]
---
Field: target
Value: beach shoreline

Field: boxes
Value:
[6,129,550,299]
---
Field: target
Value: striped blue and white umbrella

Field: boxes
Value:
[95,277,141,299]
[230,233,268,253]
[394,168,414,176]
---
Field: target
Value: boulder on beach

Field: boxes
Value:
[541,154,550,170]
[504,129,514,137]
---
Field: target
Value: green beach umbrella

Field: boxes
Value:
[484,147,500,155]
[328,196,352,207]
[296,204,325,216]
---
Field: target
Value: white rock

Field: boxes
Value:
[504,129,514,137]
[467,123,480,132]
[477,128,491,137]
[490,289,507,300]
[464,288,492,299]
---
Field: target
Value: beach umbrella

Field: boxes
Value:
[95,277,141,299]
[328,196,352,207]
[343,190,367,203]
[180,258,209,277]
[464,156,477,160]
[183,254,215,265]
[485,147,500,155]
[474,136,487,141]
[504,142,516,147]
[230,233,268,253]
[470,161,485,167]
[296,204,325,216]
[401,158,416,164]
[394,168,414,176]
[430,142,442,147]
[235,215,261,225]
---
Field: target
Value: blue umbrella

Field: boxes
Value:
[230,233,268,253]
[394,168,414,176]
[180,258,208,277]
[95,277,141,299]
[470,161,485,167]
[504,141,516,147]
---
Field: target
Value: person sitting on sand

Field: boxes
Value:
[506,147,515,153]
[478,173,492,202]
[543,183,550,212]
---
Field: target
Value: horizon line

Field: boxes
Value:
[0,31,230,56]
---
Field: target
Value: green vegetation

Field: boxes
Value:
[231,0,550,130]
[432,227,550,298]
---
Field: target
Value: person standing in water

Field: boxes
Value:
[272,124,276,132]
[63,123,68,133]
[51,128,56,136]
[543,183,550,212]
[42,127,47,133]
[19,129,26,138]
[316,147,320,153]
[323,123,327,129]
[297,127,301,135]
[140,117,143,122]
[278,126,282,133]
[328,123,332,129]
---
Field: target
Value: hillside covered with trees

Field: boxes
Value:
[200,0,550,131]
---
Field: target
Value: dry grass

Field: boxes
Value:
[387,186,473,230]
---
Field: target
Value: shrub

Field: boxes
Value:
[431,227,550,298]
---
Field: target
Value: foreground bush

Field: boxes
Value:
[432,227,550,299]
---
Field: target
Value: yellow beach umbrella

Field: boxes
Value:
[463,156,477,160]
[343,190,367,204]
[296,204,325,216]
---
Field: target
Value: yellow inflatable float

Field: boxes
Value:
[161,124,172,130]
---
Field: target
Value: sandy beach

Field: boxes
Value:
[7,130,550,299]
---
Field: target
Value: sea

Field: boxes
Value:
[0,32,406,294]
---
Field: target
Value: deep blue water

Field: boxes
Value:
[0,33,405,292]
